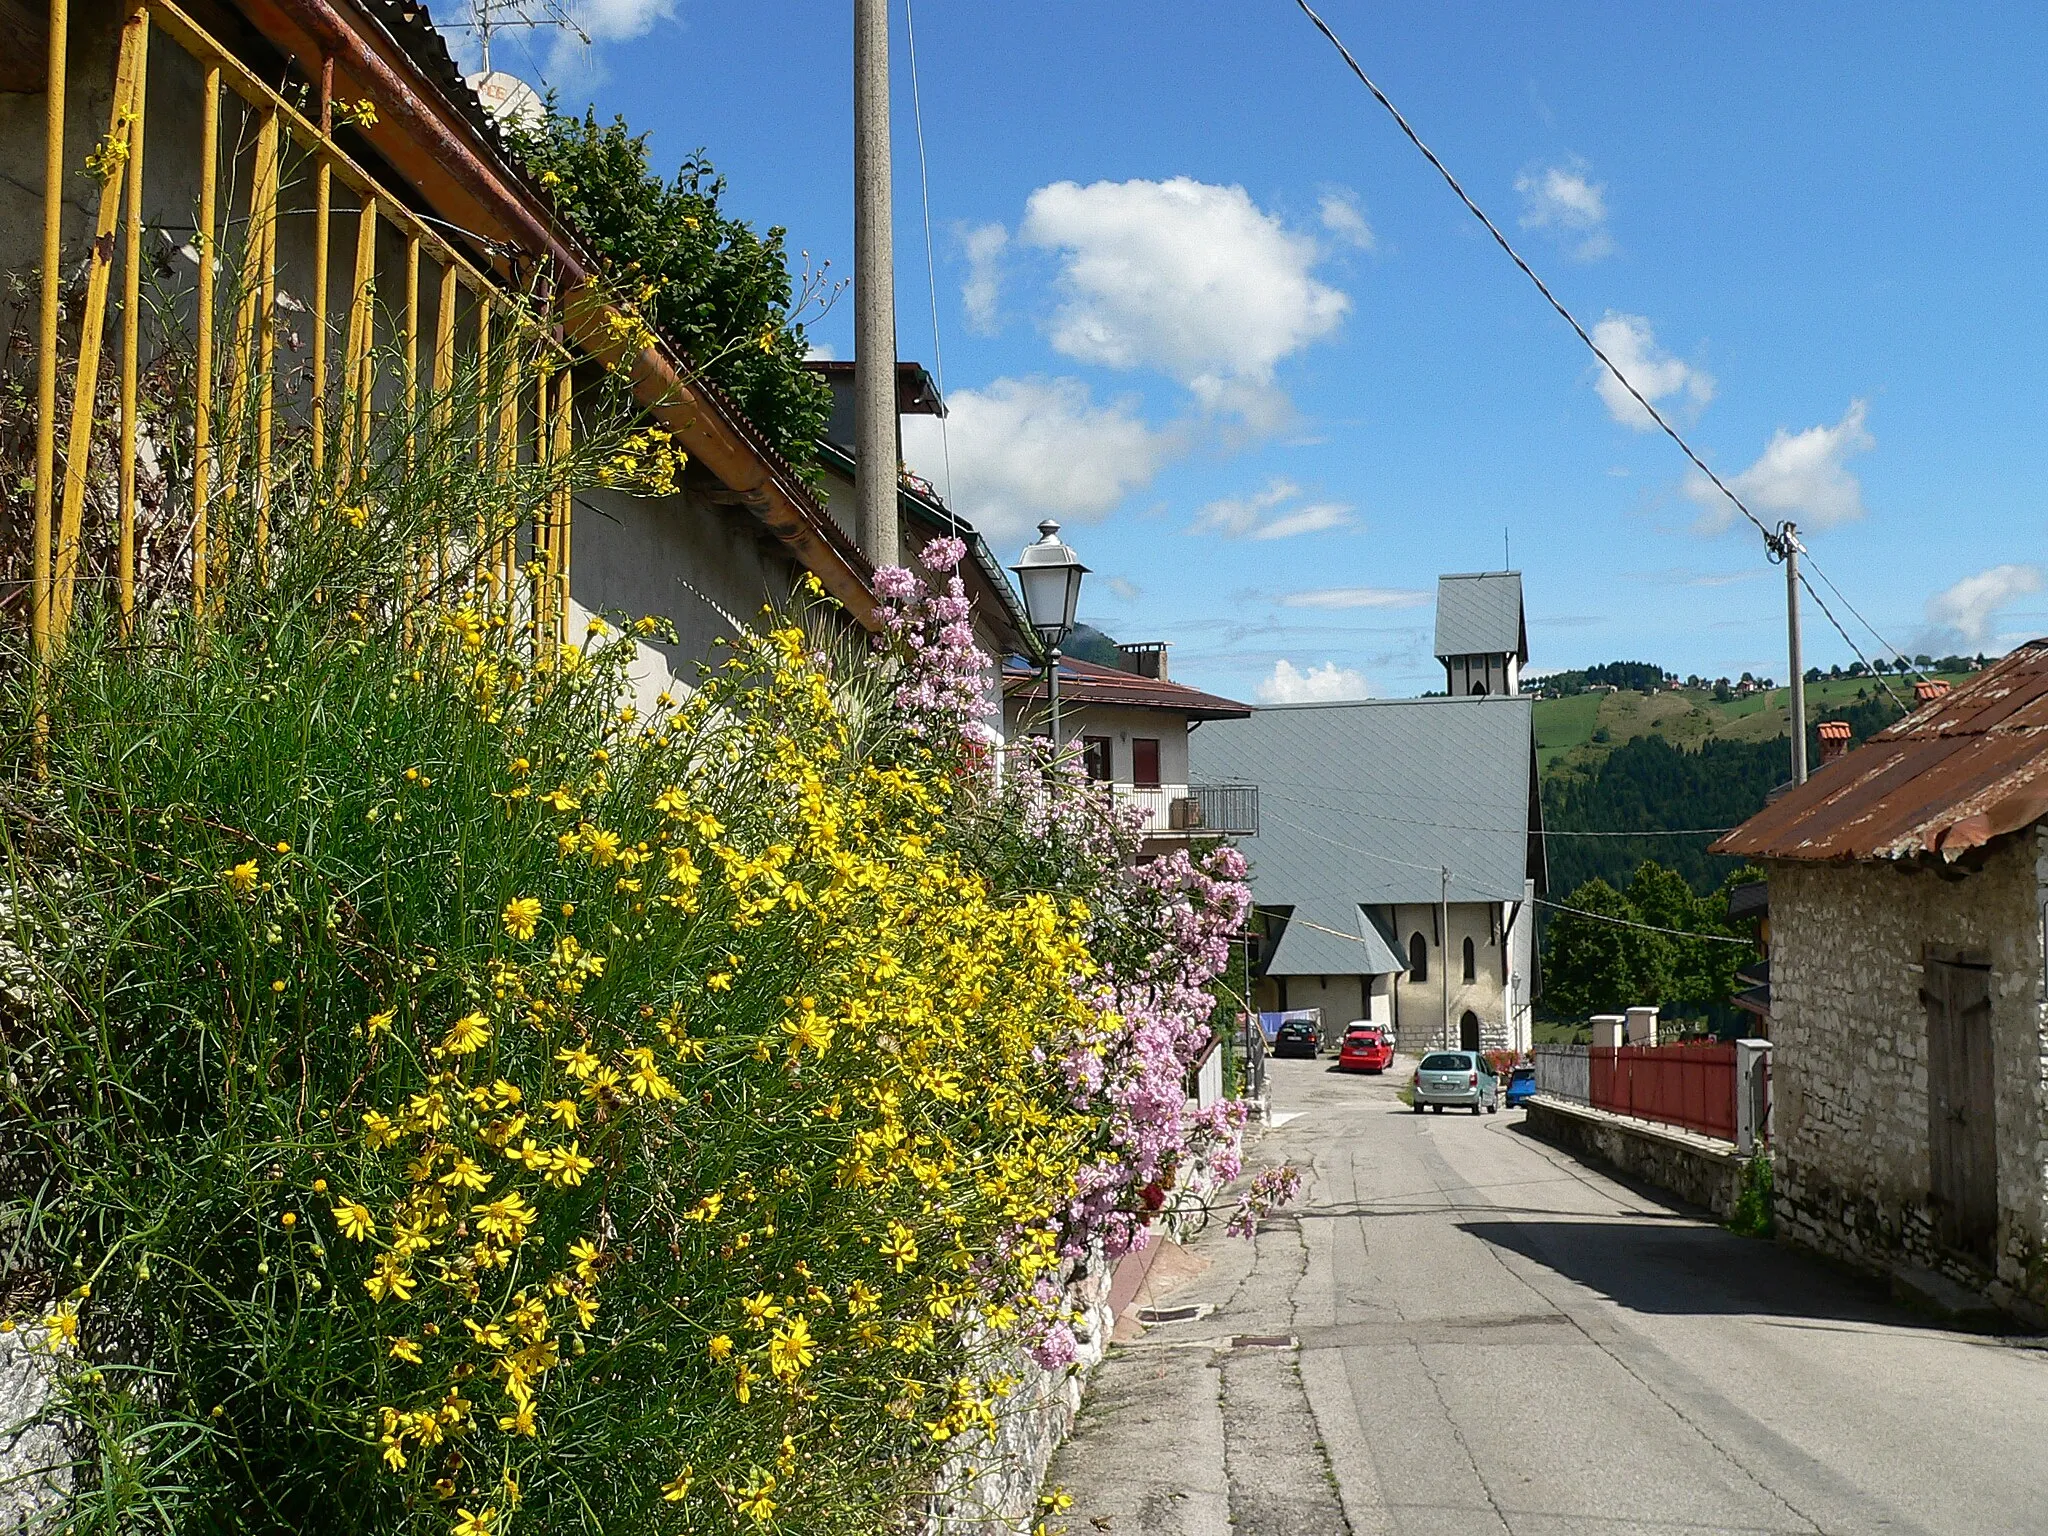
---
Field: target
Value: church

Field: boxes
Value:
[1189,572,1547,1053]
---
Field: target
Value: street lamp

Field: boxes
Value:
[1011,519,1088,747]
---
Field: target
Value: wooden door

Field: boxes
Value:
[1924,957,1997,1265]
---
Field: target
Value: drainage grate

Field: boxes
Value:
[1134,1304,1208,1324]
[1230,1333,1297,1349]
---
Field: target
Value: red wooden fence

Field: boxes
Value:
[1589,1044,1738,1141]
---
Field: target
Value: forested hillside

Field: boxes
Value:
[1541,689,1909,893]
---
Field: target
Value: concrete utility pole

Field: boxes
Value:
[1782,521,1808,785]
[852,0,899,569]
[1440,866,1451,1049]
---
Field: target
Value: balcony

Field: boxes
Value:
[1114,782,1259,838]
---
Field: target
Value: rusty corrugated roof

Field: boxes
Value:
[1003,656,1251,720]
[1711,640,2048,863]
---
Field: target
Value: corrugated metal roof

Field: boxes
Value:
[1002,657,1251,719]
[1434,572,1528,662]
[1189,697,1543,907]
[1264,899,1405,977]
[1712,641,2048,863]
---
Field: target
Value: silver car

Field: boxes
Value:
[1412,1051,1500,1115]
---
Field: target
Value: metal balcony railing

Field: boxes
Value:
[1113,782,1258,837]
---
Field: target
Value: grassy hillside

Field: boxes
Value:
[1533,673,1971,776]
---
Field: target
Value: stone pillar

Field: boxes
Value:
[1625,1006,1658,1045]
[1591,1014,1624,1050]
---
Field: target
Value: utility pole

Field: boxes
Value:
[1440,866,1451,1050]
[1782,522,1807,785]
[852,0,899,569]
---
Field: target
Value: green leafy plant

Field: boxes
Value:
[1729,1150,1775,1238]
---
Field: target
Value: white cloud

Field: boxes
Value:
[960,222,1008,334]
[804,341,836,362]
[1019,177,1349,401]
[1925,564,2045,647]
[1103,576,1143,602]
[1281,586,1431,610]
[1516,161,1614,260]
[1319,190,1376,251]
[899,376,1178,546]
[536,0,676,77]
[1589,312,1714,430]
[1189,478,1353,541]
[1257,659,1370,704]
[1686,400,1875,533]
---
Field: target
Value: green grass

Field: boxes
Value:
[1532,1018,1591,1046]
[1533,673,1974,777]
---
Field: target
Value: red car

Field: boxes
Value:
[1338,1024,1394,1074]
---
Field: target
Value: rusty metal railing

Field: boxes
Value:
[30,0,577,653]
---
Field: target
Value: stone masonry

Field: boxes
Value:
[1766,826,2048,1320]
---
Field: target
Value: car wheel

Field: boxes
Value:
[1486,1100,1498,1114]
[1471,1104,1482,1116]
[1430,1104,1442,1114]
[1412,1100,1424,1114]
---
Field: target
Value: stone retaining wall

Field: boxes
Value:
[1522,1095,1747,1217]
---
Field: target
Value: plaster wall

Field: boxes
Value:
[1767,830,2048,1317]
[1382,900,1516,1053]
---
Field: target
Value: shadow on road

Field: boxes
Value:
[1455,1214,1934,1328]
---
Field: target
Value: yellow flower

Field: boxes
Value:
[224,859,260,897]
[366,1007,396,1037]
[438,1156,488,1192]
[364,1254,416,1303]
[735,1471,776,1523]
[740,1291,784,1329]
[661,1466,695,1502]
[451,1506,497,1536]
[501,896,542,941]
[880,1221,920,1272]
[545,1097,581,1129]
[389,1337,423,1364]
[331,1201,374,1241]
[623,1047,677,1101]
[40,1302,79,1350]
[706,1333,734,1361]
[555,1044,598,1080]
[846,1280,880,1316]
[543,1142,595,1188]
[538,786,580,814]
[497,1403,537,1436]
[733,1361,757,1404]
[440,1013,490,1056]
[767,1315,815,1382]
[568,1238,601,1284]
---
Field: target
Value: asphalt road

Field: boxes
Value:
[1046,1054,2048,1536]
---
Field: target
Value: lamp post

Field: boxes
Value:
[1010,519,1088,749]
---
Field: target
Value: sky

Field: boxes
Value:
[442,1,2048,704]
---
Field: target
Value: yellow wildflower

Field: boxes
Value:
[706,1333,734,1361]
[735,1471,775,1523]
[224,860,260,897]
[767,1315,815,1382]
[451,1506,497,1536]
[388,1337,423,1364]
[501,897,542,941]
[331,1201,375,1241]
[440,1013,490,1056]
[740,1291,783,1329]
[661,1466,695,1502]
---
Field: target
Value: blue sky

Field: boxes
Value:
[452,1,2048,702]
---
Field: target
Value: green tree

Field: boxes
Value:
[1542,878,1670,1019]
[515,110,834,473]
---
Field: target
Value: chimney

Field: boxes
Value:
[1818,719,1852,765]
[1914,678,1952,705]
[1118,642,1170,680]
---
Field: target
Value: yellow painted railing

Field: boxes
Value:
[31,0,577,654]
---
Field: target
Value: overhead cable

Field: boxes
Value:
[903,0,956,526]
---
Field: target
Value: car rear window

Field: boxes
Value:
[1512,1066,1535,1081]
[1420,1053,1469,1071]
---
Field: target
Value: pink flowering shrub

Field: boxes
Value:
[874,555,1298,1266]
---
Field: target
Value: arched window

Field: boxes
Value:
[1459,1011,1481,1051]
[1408,932,1428,982]
[1462,936,1476,983]
[1470,680,1488,697]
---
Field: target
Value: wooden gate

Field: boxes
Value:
[1924,955,1997,1265]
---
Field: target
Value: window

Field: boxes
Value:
[1081,736,1112,782]
[1459,1011,1481,1051]
[1462,936,1476,983]
[1408,932,1428,982]
[1132,737,1162,788]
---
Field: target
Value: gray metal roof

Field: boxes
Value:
[1263,898,1405,977]
[1433,571,1528,663]
[1189,696,1543,913]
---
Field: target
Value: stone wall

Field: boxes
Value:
[1522,1096,1747,1216]
[0,1325,71,1532]
[1767,829,2048,1320]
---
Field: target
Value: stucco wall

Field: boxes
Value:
[1383,900,1517,1053]
[1767,830,2048,1316]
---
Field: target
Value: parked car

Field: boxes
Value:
[1504,1063,1537,1108]
[1272,1019,1321,1059]
[1337,1023,1394,1074]
[1411,1050,1500,1114]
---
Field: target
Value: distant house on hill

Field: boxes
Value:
[1193,575,1546,1052]
[1714,641,2048,1320]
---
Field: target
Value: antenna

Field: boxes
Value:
[446,0,591,78]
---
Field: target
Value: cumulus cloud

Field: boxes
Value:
[530,0,676,78]
[960,222,1008,334]
[1019,177,1349,402]
[899,376,1179,546]
[1188,479,1353,541]
[1686,400,1875,533]
[1257,659,1370,704]
[1925,564,2045,648]
[1589,312,1714,430]
[1516,161,1613,260]
[1281,586,1431,610]
[1319,190,1376,251]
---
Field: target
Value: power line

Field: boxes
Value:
[1291,0,1781,558]
[1531,894,1754,946]
[903,0,955,526]
[1796,569,1911,714]
[1802,551,1926,684]
[1265,784,1730,840]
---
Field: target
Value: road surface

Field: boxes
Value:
[1047,1054,2048,1535]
